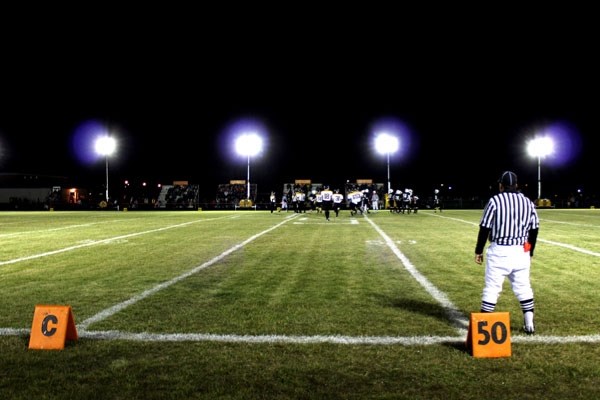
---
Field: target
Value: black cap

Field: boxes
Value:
[498,171,518,186]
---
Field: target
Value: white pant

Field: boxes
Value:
[482,242,533,304]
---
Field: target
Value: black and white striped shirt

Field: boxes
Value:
[479,191,539,246]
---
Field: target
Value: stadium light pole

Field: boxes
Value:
[95,135,117,203]
[527,136,554,201]
[375,132,399,193]
[235,132,263,201]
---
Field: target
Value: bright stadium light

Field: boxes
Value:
[375,132,400,194]
[95,135,117,203]
[235,132,263,200]
[527,136,554,201]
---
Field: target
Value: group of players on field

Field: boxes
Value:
[277,185,441,216]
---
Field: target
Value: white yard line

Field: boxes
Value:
[364,215,470,334]
[78,213,300,329]
[0,215,232,266]
[0,220,120,238]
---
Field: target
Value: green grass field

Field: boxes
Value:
[1,208,600,399]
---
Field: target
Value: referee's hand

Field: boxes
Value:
[474,254,483,264]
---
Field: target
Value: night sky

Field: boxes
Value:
[0,8,597,202]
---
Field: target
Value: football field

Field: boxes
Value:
[1,209,599,399]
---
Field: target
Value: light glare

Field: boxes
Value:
[235,132,262,157]
[95,136,116,157]
[375,133,399,155]
[527,137,554,158]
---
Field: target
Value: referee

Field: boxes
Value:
[474,171,540,334]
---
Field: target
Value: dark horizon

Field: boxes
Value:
[1,8,597,204]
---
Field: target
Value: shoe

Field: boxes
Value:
[523,311,535,335]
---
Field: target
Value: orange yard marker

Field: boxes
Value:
[28,305,78,350]
[466,312,511,358]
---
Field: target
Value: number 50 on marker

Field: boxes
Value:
[466,312,512,358]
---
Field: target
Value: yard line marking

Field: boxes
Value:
[80,330,466,345]
[363,215,470,334]
[68,330,600,345]
[0,215,233,266]
[5,323,600,346]
[78,213,300,330]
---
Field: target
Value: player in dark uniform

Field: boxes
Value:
[401,188,412,214]
[474,171,539,334]
[391,189,402,213]
[360,189,371,214]
[294,188,306,213]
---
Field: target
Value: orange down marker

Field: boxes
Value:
[28,305,78,350]
[466,312,511,358]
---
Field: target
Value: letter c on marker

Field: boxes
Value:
[41,314,58,336]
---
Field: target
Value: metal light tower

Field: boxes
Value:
[95,135,117,203]
[375,132,400,193]
[235,132,263,201]
[527,136,554,200]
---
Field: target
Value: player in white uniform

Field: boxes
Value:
[332,189,344,217]
[348,189,363,216]
[320,186,333,221]
[269,191,276,213]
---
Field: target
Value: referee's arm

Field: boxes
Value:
[474,226,491,264]
[527,228,539,257]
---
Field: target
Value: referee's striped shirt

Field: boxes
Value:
[479,191,539,246]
